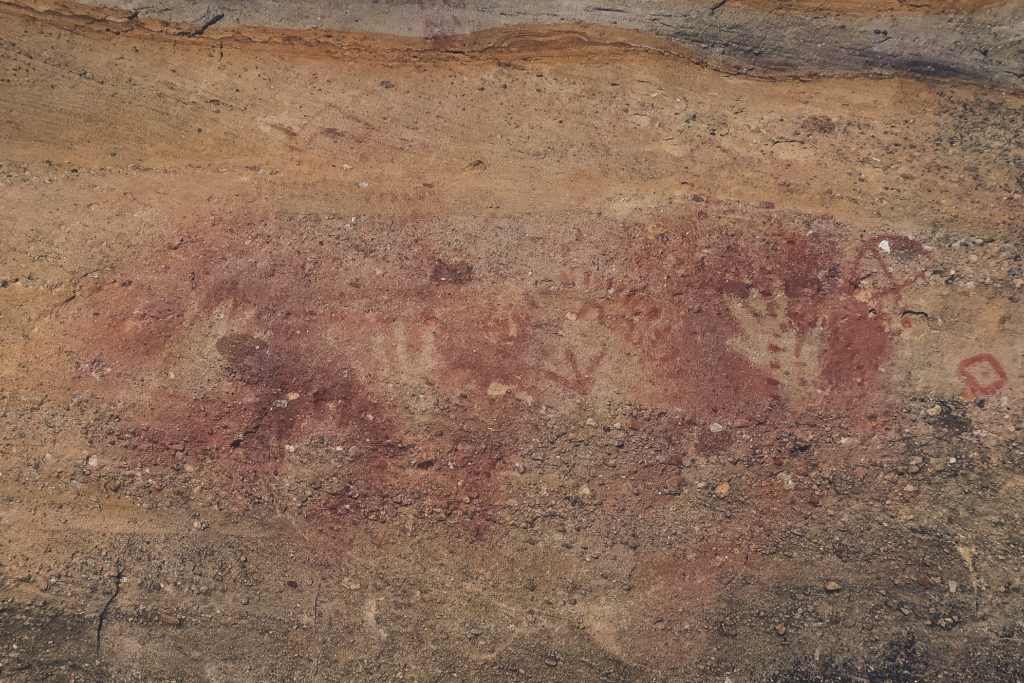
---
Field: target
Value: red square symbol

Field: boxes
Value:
[957,354,1008,395]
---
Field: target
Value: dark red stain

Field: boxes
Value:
[819,298,891,412]
[62,214,527,539]
[429,303,542,395]
[558,209,909,427]
[958,353,1008,395]
[60,201,923,548]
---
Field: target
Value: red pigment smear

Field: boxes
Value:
[63,215,535,538]
[557,207,903,429]
[60,203,919,547]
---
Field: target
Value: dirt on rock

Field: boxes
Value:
[0,0,1022,681]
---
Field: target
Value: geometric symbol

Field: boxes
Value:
[957,353,1008,395]
[850,234,930,304]
[544,348,607,395]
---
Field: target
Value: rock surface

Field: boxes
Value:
[1,0,1022,680]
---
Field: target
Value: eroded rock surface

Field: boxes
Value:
[1,1,1022,680]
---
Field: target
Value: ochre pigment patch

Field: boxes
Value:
[59,201,922,549]
[4,4,1022,678]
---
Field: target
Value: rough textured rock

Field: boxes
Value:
[95,0,1024,86]
[1,1,1022,681]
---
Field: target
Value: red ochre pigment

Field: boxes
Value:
[63,201,924,542]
